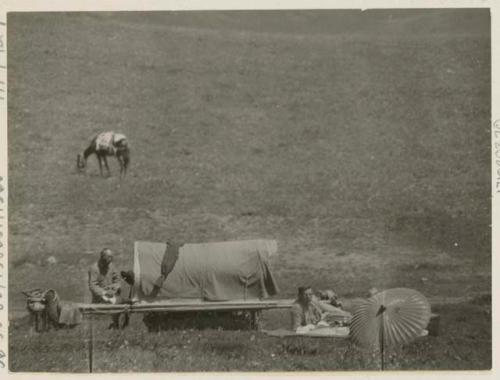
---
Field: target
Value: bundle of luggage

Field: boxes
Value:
[22,288,61,332]
[22,288,82,332]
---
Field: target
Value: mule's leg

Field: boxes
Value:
[117,156,124,178]
[97,155,103,176]
[120,159,127,178]
[103,156,111,177]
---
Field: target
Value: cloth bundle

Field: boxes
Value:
[22,288,83,328]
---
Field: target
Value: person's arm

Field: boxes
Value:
[312,302,325,323]
[109,265,121,291]
[88,267,106,298]
[290,305,303,331]
[316,300,351,317]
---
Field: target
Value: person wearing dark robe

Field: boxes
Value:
[88,248,122,328]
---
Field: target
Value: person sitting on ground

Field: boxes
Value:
[88,248,122,304]
[290,286,325,332]
[88,248,122,328]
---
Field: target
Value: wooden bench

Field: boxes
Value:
[77,298,295,330]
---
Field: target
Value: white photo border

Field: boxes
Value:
[0,1,496,379]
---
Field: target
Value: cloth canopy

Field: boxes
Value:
[133,239,279,301]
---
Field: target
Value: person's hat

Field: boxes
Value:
[121,270,135,285]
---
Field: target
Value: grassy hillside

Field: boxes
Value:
[8,297,492,371]
[8,9,490,313]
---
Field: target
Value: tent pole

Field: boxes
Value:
[380,315,384,371]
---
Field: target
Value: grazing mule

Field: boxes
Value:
[77,131,130,177]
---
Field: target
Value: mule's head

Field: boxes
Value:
[117,146,130,176]
[122,148,130,169]
[76,153,86,170]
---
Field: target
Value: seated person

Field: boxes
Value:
[88,248,123,329]
[290,286,325,332]
[88,248,122,304]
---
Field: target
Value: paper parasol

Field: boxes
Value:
[350,288,431,350]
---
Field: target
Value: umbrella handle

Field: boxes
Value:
[380,313,384,371]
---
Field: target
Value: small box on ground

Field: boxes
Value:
[427,313,440,336]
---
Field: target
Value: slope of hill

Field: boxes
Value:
[7,10,490,312]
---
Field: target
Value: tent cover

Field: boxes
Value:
[133,239,279,301]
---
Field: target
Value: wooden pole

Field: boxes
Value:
[376,304,386,371]
[88,315,94,373]
[380,315,385,371]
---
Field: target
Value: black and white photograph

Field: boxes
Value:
[3,2,493,374]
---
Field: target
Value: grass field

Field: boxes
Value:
[7,9,491,371]
[7,296,492,372]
